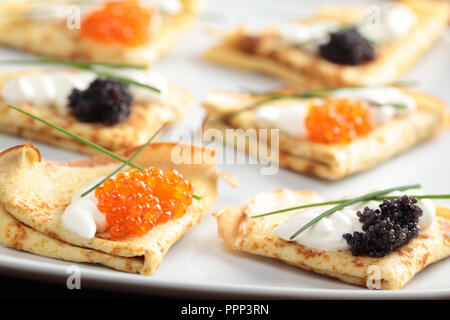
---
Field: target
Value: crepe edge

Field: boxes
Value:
[0,205,144,274]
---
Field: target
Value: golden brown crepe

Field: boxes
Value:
[0,142,234,275]
[0,0,205,66]
[214,189,450,290]
[202,88,446,180]
[0,70,193,155]
[204,0,450,88]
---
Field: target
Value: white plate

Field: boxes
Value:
[0,0,449,299]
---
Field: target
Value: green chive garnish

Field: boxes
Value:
[80,122,168,198]
[7,104,143,170]
[252,199,347,218]
[0,58,160,93]
[288,184,422,240]
[252,193,450,218]
[0,58,146,70]
[208,82,417,124]
[7,104,202,200]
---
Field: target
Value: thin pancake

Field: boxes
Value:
[214,189,450,290]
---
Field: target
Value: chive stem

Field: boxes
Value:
[0,58,159,93]
[7,104,202,200]
[252,193,449,218]
[209,82,416,124]
[7,104,145,170]
[0,58,145,70]
[80,122,168,197]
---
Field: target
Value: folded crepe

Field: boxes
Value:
[214,189,450,290]
[0,142,234,275]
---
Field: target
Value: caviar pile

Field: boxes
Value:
[95,168,194,240]
[319,28,375,65]
[68,78,132,126]
[81,0,157,46]
[343,196,423,257]
[305,97,375,144]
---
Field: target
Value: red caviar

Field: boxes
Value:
[81,0,158,46]
[305,97,375,144]
[95,168,193,240]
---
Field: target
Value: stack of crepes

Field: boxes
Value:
[0,142,230,275]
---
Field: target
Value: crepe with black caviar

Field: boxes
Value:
[0,142,235,275]
[214,189,450,290]
[0,70,193,154]
[0,0,205,66]
[202,87,446,180]
[204,0,449,88]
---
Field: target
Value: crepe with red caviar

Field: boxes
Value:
[214,189,450,290]
[204,0,449,88]
[202,87,446,180]
[0,70,193,155]
[0,142,233,275]
[0,0,205,66]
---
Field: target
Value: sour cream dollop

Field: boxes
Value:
[255,103,309,138]
[274,191,435,251]
[111,68,169,103]
[150,0,182,14]
[1,69,169,115]
[359,5,417,44]
[61,178,107,239]
[26,4,69,20]
[1,72,95,115]
[279,20,341,47]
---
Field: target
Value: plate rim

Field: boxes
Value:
[1,249,448,299]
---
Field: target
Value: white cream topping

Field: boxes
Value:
[255,103,309,138]
[26,0,182,19]
[274,190,435,251]
[61,178,108,239]
[150,0,182,14]
[110,68,169,103]
[279,20,340,47]
[359,5,417,44]
[1,69,169,115]
[277,5,416,50]
[26,4,69,20]
[331,87,417,125]
[1,72,96,116]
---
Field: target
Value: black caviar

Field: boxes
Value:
[68,78,133,126]
[319,28,375,65]
[343,196,422,257]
